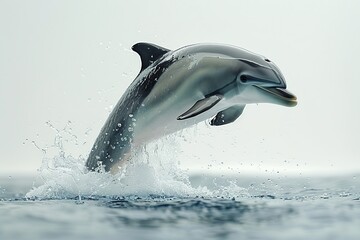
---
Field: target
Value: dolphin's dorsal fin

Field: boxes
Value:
[177,95,223,120]
[210,105,245,126]
[132,42,170,72]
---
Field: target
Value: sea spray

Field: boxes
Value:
[26,122,249,200]
[26,128,203,199]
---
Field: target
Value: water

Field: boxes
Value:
[1,170,359,239]
[1,129,359,239]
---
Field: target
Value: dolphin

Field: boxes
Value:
[86,42,297,172]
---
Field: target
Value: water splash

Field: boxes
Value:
[26,123,250,200]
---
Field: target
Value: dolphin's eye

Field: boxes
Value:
[240,75,248,83]
[265,59,271,62]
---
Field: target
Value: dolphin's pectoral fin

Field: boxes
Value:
[177,95,223,120]
[132,42,170,71]
[210,105,245,126]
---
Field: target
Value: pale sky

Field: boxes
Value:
[0,0,359,175]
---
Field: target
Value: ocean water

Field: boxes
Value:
[1,163,359,239]
[1,131,359,239]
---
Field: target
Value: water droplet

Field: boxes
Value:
[117,123,122,127]
[128,127,134,132]
[95,155,100,160]
[129,114,134,118]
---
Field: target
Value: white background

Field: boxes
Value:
[1,0,359,175]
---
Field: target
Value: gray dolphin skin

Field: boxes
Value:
[86,42,297,172]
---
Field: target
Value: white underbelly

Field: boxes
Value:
[132,97,230,146]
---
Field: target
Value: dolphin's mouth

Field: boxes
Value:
[255,86,297,107]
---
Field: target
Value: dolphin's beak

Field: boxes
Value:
[255,86,297,107]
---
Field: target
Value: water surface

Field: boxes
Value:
[1,173,359,240]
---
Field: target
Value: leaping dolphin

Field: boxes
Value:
[86,42,297,172]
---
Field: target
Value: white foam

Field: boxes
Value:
[26,125,249,200]
[27,135,200,199]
